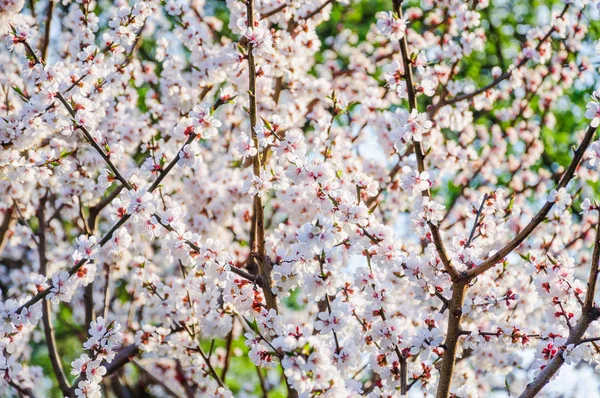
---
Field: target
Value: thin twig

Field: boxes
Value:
[41,0,55,61]
[0,204,16,256]
[256,366,269,398]
[71,344,140,388]
[465,193,488,248]
[102,263,111,320]
[194,344,225,389]
[7,380,37,398]
[132,360,183,398]
[302,0,334,20]
[429,4,570,117]
[221,323,234,382]
[262,3,287,18]
[576,336,600,346]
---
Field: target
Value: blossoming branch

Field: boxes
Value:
[2,0,600,397]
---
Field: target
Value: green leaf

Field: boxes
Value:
[60,149,76,159]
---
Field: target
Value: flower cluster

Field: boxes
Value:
[1,0,600,397]
[71,318,123,398]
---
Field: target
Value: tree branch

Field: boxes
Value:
[245,3,298,397]
[468,124,597,279]
[0,204,16,256]
[13,43,255,312]
[245,0,279,312]
[8,380,37,398]
[428,4,569,117]
[435,281,468,398]
[21,40,132,190]
[37,195,72,397]
[517,217,600,397]
[393,1,459,282]
[132,360,183,398]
